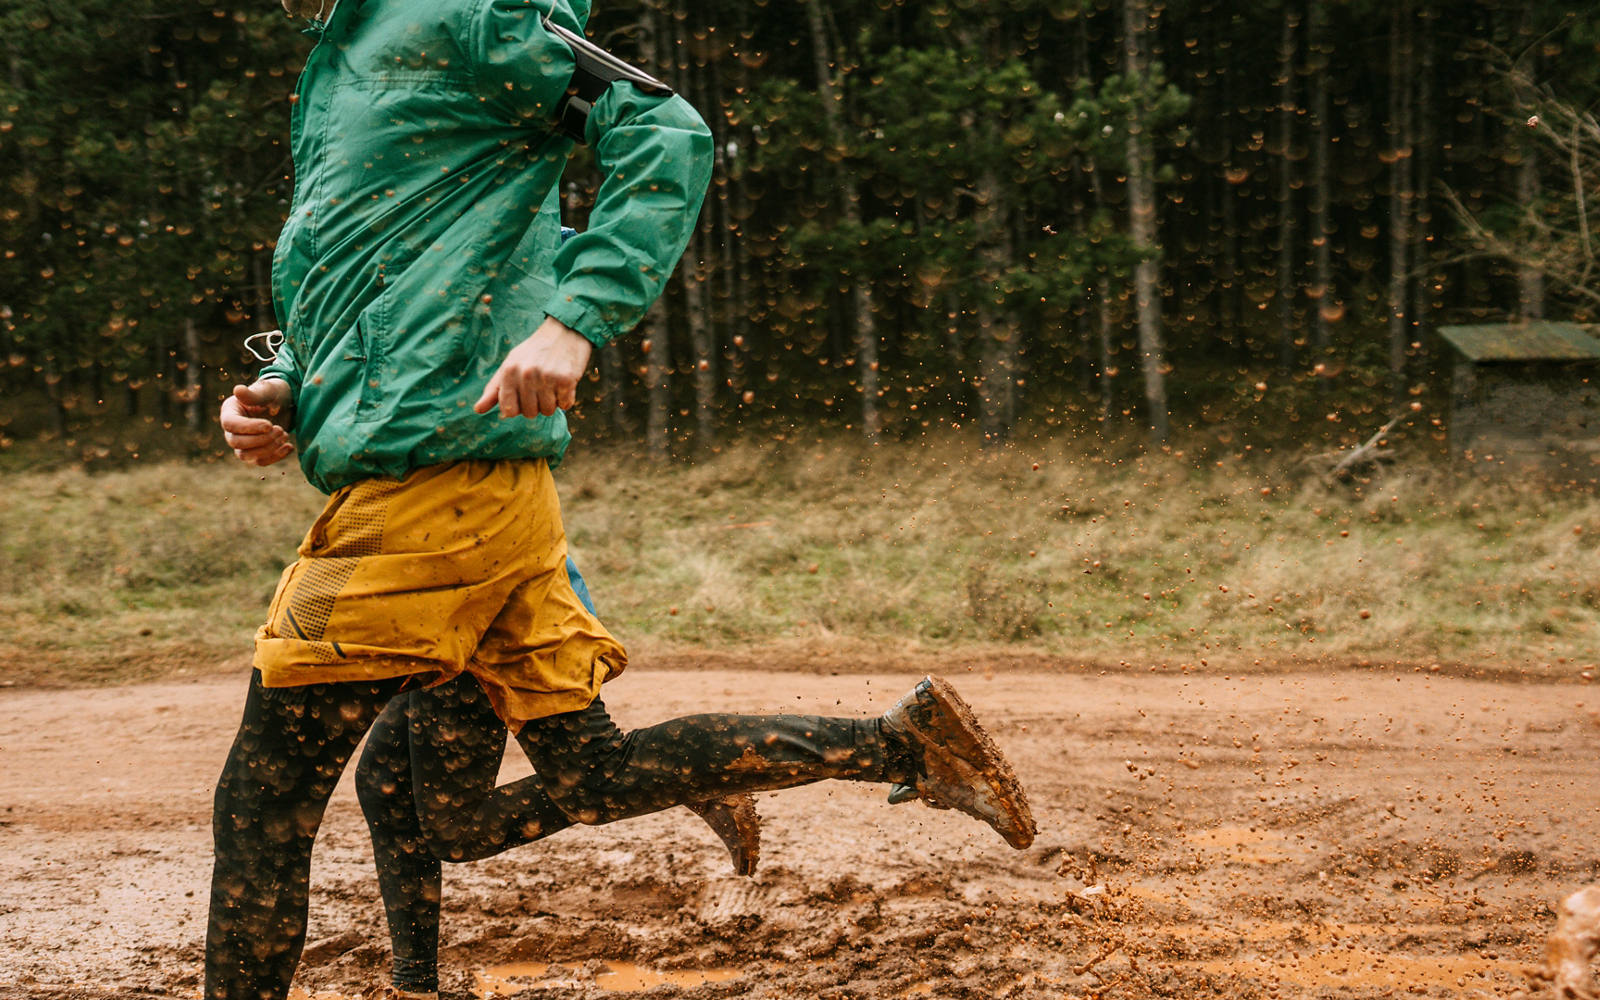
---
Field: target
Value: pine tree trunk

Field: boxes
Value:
[669,18,717,453]
[645,312,672,462]
[41,364,68,437]
[183,316,204,433]
[942,295,967,421]
[1124,0,1169,445]
[640,2,672,460]
[155,325,171,424]
[1219,48,1241,334]
[1275,2,1300,371]
[684,230,717,451]
[951,19,1018,444]
[1514,6,1546,320]
[1071,20,1113,421]
[1386,1,1414,402]
[252,251,276,332]
[1308,0,1335,357]
[805,0,880,440]
[1409,4,1436,345]
[1517,154,1546,320]
[974,165,1015,443]
[599,342,633,439]
[1087,164,1117,423]
[725,0,755,430]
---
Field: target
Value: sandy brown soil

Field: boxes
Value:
[3,661,1598,1000]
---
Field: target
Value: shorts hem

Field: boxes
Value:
[254,653,456,689]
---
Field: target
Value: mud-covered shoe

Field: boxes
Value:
[881,675,1036,849]
[687,793,761,877]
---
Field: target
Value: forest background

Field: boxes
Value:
[2,0,1597,460]
[2,0,1600,686]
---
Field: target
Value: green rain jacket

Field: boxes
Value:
[262,0,712,493]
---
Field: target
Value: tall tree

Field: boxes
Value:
[1386,0,1415,402]
[1306,0,1337,359]
[1514,4,1547,320]
[1274,0,1300,370]
[804,0,880,441]
[1123,0,1169,445]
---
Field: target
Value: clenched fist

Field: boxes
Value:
[220,378,295,466]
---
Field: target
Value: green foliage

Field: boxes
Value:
[1,0,1593,451]
[1063,61,1191,172]
[1,0,302,419]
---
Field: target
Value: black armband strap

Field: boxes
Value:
[542,16,673,145]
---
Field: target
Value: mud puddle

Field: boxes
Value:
[477,961,742,995]
[285,961,742,999]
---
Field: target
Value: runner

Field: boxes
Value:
[206,2,1035,998]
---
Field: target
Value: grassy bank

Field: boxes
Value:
[3,435,1597,687]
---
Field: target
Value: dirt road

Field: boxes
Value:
[2,662,1595,999]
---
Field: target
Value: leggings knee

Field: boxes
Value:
[354,753,407,822]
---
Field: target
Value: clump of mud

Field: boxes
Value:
[1547,886,1600,1000]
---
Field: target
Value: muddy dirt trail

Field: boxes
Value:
[2,663,1597,1000]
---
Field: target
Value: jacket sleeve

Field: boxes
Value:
[472,2,714,347]
[543,86,713,346]
[258,335,303,399]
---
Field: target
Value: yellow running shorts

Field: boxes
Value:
[253,459,627,724]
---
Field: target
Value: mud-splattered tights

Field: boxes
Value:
[205,673,911,1000]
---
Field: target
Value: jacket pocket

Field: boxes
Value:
[352,298,388,424]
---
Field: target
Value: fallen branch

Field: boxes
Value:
[1314,414,1406,485]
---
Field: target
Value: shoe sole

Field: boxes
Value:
[907,676,1037,849]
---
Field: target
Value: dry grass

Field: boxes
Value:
[3,435,1598,687]
[0,459,322,686]
[560,437,1600,680]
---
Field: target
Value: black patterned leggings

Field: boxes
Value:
[205,672,909,999]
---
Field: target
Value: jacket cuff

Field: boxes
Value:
[257,365,301,398]
[541,295,617,349]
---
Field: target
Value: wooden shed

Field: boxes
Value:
[1438,321,1600,480]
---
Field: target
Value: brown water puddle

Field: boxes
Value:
[1101,884,1526,993]
[1197,947,1518,991]
[476,961,743,996]
[286,961,743,1000]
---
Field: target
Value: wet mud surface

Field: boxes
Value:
[3,664,1598,999]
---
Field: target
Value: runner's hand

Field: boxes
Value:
[475,316,593,419]
[220,379,295,466]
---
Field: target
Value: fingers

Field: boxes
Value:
[232,439,295,467]
[222,414,291,460]
[472,373,502,415]
[232,382,275,415]
[535,378,562,417]
[221,384,293,465]
[477,320,591,420]
[224,414,292,465]
[499,380,523,419]
[224,427,283,451]
[474,365,571,419]
[220,397,264,433]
